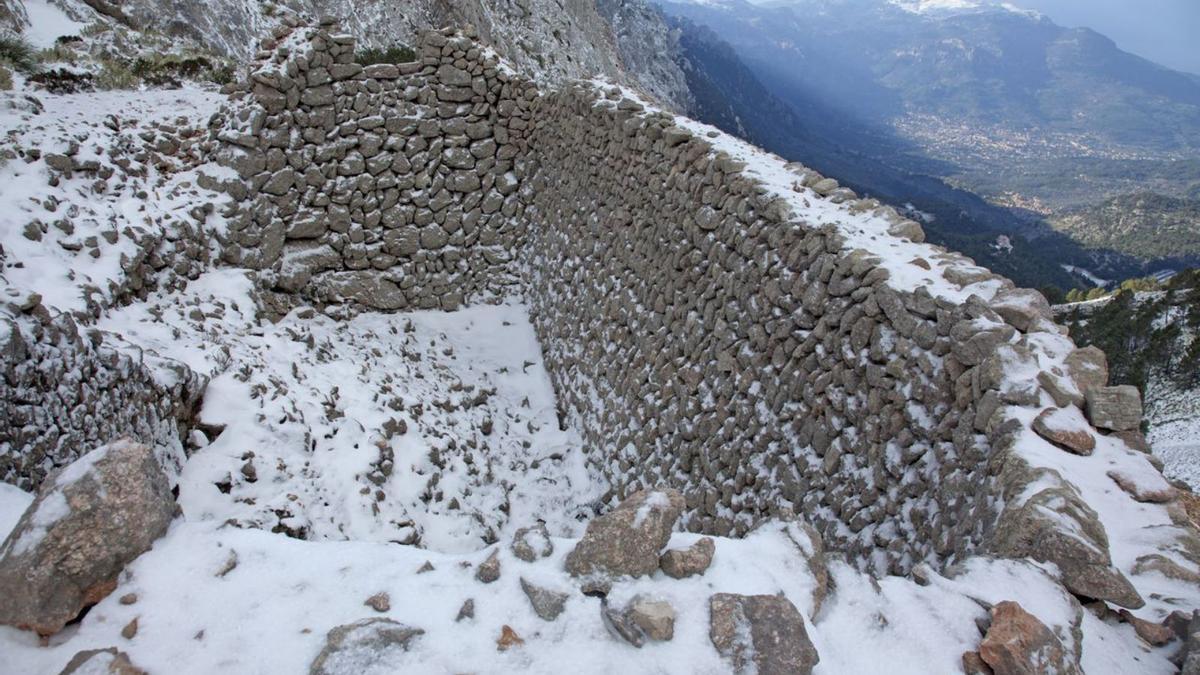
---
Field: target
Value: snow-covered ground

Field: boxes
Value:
[97,272,597,551]
[0,85,230,314]
[0,491,1175,674]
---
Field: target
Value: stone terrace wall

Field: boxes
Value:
[209,19,537,314]
[517,83,1001,574]
[203,24,1162,601]
[0,302,202,490]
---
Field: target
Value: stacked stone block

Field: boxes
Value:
[515,84,1003,573]
[210,20,537,313]
[0,302,202,490]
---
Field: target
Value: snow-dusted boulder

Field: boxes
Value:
[1031,406,1096,455]
[511,522,554,562]
[0,439,175,635]
[1063,346,1108,393]
[709,593,819,674]
[978,601,1082,675]
[565,489,684,578]
[1085,385,1143,431]
[991,482,1143,609]
[988,288,1053,332]
[308,618,424,675]
[58,647,146,675]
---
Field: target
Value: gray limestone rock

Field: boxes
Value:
[628,595,675,641]
[0,439,175,636]
[991,484,1144,609]
[308,618,424,675]
[988,289,1052,332]
[1064,347,1108,394]
[475,549,501,583]
[709,593,819,675]
[520,577,568,621]
[565,489,684,578]
[1084,386,1142,432]
[659,537,714,579]
[511,522,554,563]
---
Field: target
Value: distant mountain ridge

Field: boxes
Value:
[655,0,1200,286]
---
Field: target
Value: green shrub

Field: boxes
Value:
[0,33,38,74]
[36,43,81,66]
[96,59,137,90]
[131,52,237,87]
[355,43,416,65]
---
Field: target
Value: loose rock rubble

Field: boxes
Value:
[58,647,146,675]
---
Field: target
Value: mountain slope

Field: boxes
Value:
[7,0,691,108]
[1050,192,1200,261]
[655,0,1200,284]
[665,16,1163,290]
[1056,270,1200,487]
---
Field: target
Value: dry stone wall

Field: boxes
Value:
[515,82,1157,600]
[201,24,1164,596]
[209,18,537,314]
[517,83,1003,573]
[0,20,1165,601]
[0,302,202,491]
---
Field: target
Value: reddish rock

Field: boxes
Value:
[979,601,1081,675]
[1107,470,1175,503]
[1032,407,1095,455]
[1118,609,1175,646]
[497,624,524,651]
[962,651,994,675]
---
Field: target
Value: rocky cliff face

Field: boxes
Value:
[21,0,690,109]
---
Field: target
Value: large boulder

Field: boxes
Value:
[309,618,424,675]
[565,489,684,578]
[1063,346,1108,393]
[988,289,1052,332]
[709,593,819,674]
[1084,385,1143,431]
[0,439,176,635]
[991,485,1144,609]
[979,601,1082,675]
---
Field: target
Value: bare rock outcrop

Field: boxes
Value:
[991,479,1143,609]
[0,439,175,635]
